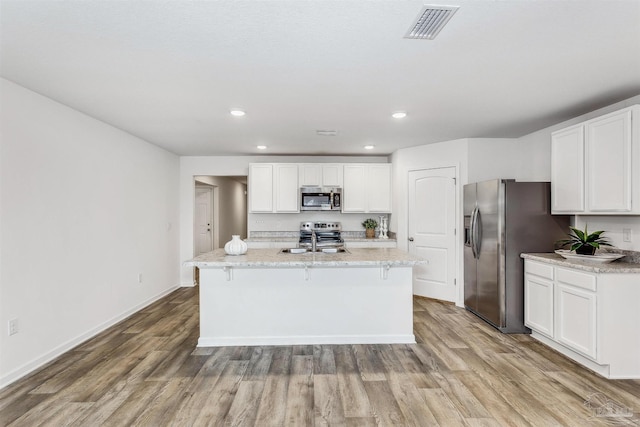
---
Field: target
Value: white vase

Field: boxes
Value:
[224,234,247,255]
[224,235,248,255]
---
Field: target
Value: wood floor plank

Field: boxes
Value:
[430,370,492,419]
[284,355,315,426]
[313,345,338,375]
[361,380,407,425]
[413,321,469,371]
[334,346,373,418]
[2,286,639,427]
[314,374,347,426]
[422,388,468,426]
[352,345,387,382]
[191,360,249,425]
[253,347,292,426]
[454,370,531,427]
[224,380,265,426]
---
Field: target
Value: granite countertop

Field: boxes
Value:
[521,253,640,274]
[186,248,425,268]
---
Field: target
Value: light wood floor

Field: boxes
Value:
[1,287,639,426]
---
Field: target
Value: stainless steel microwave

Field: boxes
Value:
[300,187,341,211]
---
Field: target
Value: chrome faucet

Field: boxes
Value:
[311,230,317,252]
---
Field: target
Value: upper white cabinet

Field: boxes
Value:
[299,164,343,187]
[249,163,274,212]
[551,105,640,214]
[342,164,392,213]
[249,163,299,213]
[250,162,392,214]
[551,125,585,212]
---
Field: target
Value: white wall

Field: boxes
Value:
[0,79,180,388]
[467,138,521,182]
[179,155,388,285]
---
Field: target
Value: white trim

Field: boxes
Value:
[198,334,416,347]
[0,285,179,389]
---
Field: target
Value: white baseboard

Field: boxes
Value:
[0,285,180,390]
[197,334,416,347]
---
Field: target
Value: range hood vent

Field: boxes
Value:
[404,5,459,40]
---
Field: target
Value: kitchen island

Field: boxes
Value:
[186,248,426,347]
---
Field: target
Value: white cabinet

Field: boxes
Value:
[342,164,392,213]
[524,258,640,379]
[555,268,598,359]
[551,105,640,214]
[249,163,299,213]
[249,164,274,212]
[551,125,584,212]
[524,261,554,339]
[299,164,343,187]
[250,162,392,214]
[274,164,299,212]
[586,109,633,212]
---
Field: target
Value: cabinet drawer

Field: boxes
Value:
[556,267,596,292]
[525,260,554,280]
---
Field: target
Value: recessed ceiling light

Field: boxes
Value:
[257,145,267,150]
[230,109,246,117]
[392,111,407,119]
[364,145,375,150]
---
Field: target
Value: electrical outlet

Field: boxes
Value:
[138,273,143,284]
[623,228,632,242]
[8,319,18,336]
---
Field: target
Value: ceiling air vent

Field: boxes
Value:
[404,5,459,40]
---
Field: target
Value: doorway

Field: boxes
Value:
[408,167,457,302]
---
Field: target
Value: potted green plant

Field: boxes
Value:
[362,218,378,239]
[556,225,612,255]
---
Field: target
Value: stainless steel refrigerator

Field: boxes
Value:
[464,179,569,333]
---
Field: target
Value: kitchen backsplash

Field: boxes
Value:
[574,216,640,252]
[249,230,397,240]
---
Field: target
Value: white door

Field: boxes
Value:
[195,187,213,255]
[408,167,457,301]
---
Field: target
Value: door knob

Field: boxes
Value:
[408,237,414,242]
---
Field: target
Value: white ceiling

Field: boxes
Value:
[1,1,639,156]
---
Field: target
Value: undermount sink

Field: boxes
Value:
[279,247,349,254]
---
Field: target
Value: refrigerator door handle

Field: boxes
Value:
[470,206,478,259]
[473,208,482,258]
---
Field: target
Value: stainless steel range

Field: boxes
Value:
[298,221,344,250]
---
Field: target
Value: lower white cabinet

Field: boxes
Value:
[524,273,554,338]
[555,282,597,359]
[524,259,640,379]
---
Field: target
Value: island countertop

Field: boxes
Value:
[521,253,640,274]
[186,247,426,268]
